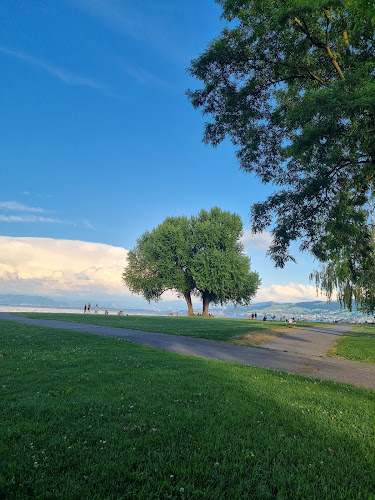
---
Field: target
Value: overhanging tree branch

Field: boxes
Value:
[294,16,345,80]
[188,0,375,311]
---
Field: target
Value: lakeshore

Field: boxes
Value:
[0,303,373,324]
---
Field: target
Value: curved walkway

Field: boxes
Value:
[1,313,374,390]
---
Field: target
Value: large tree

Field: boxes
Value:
[187,0,375,311]
[123,216,196,315]
[191,207,261,315]
[123,207,260,316]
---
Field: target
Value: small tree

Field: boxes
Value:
[123,207,260,316]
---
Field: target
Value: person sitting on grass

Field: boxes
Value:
[117,310,124,316]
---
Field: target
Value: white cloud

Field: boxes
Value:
[0,215,65,223]
[254,282,331,303]
[241,229,273,251]
[0,237,129,297]
[0,237,330,306]
[0,201,45,213]
[0,46,114,97]
[0,236,191,304]
[0,202,94,228]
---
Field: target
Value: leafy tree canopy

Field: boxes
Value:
[123,207,260,316]
[187,0,375,311]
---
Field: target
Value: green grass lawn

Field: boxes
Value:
[328,324,375,364]
[1,320,374,499]
[13,313,329,346]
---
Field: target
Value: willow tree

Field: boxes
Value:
[187,0,375,311]
[123,207,260,316]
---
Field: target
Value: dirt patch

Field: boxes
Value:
[234,328,297,347]
[235,334,275,346]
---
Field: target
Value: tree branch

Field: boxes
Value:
[325,45,345,79]
[307,70,327,87]
[327,158,372,179]
[276,60,327,87]
[294,16,345,80]
[297,17,325,48]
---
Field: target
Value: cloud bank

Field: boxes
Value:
[254,282,326,303]
[0,236,325,305]
[0,236,129,298]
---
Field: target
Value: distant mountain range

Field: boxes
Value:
[221,300,372,321]
[0,293,193,311]
[0,294,67,306]
[0,294,372,321]
[225,300,350,313]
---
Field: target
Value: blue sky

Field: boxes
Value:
[0,0,322,306]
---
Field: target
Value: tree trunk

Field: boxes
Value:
[370,185,375,243]
[202,291,210,317]
[184,293,195,316]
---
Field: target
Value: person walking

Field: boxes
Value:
[84,304,87,313]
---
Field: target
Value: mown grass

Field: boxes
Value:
[13,313,329,346]
[1,320,374,499]
[327,324,375,364]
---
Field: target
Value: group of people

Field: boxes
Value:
[248,313,297,323]
[83,304,127,316]
[280,315,297,323]
[262,315,277,322]
[83,303,100,314]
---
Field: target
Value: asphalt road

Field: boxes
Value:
[1,313,374,390]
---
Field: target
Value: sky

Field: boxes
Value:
[0,0,326,308]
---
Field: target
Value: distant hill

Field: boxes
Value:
[223,299,357,312]
[0,294,68,306]
[0,293,198,311]
[220,299,371,321]
[0,294,371,320]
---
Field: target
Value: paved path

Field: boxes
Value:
[1,313,374,390]
[262,323,351,357]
